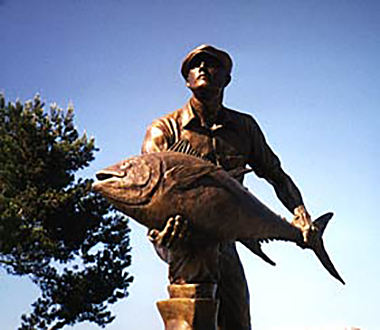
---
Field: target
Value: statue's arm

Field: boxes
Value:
[265,170,312,237]
[141,122,169,154]
[246,116,312,237]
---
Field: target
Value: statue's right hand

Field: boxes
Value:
[147,215,189,249]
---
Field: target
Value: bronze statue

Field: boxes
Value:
[93,149,343,283]
[93,45,344,330]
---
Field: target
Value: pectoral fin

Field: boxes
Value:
[240,238,276,266]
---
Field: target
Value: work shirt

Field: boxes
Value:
[141,100,307,330]
[142,101,303,212]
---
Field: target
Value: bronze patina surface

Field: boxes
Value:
[93,45,344,330]
[93,150,343,284]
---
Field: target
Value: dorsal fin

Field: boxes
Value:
[168,139,211,162]
[168,140,254,181]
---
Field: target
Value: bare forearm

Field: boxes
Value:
[270,171,313,242]
[270,171,305,214]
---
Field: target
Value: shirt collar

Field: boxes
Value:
[182,100,234,130]
[181,101,198,129]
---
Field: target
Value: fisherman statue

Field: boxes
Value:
[142,45,313,330]
[93,45,344,330]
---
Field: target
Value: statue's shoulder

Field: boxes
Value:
[149,108,181,126]
[223,107,252,118]
[149,106,191,132]
[222,107,259,128]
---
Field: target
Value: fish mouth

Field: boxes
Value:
[92,170,125,192]
[96,172,114,181]
[93,154,163,207]
[95,170,125,181]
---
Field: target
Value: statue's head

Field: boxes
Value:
[181,45,232,95]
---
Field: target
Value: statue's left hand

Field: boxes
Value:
[148,215,219,284]
[147,215,190,263]
[148,215,190,249]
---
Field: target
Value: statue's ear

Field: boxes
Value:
[224,74,231,87]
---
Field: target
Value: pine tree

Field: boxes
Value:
[0,94,133,329]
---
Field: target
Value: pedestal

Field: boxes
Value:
[157,283,219,330]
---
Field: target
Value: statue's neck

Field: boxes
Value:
[190,94,223,127]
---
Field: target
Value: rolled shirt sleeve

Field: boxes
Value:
[141,124,168,154]
[246,116,304,213]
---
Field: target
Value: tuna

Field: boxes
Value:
[92,151,345,285]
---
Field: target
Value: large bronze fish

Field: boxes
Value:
[92,151,345,284]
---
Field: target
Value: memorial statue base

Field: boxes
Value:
[157,283,219,330]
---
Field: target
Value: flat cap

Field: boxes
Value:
[181,44,233,79]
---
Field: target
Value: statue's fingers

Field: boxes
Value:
[174,214,183,223]
[147,229,160,242]
[167,215,182,248]
[177,218,189,240]
[173,215,188,241]
[160,216,175,246]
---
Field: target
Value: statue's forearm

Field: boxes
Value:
[270,171,313,242]
[271,171,305,214]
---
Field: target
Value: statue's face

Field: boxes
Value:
[186,53,230,94]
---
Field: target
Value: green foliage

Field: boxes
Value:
[0,95,133,329]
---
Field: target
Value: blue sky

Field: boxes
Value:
[1,0,379,329]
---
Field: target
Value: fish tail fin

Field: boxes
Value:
[306,212,345,285]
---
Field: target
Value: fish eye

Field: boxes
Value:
[120,162,132,171]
